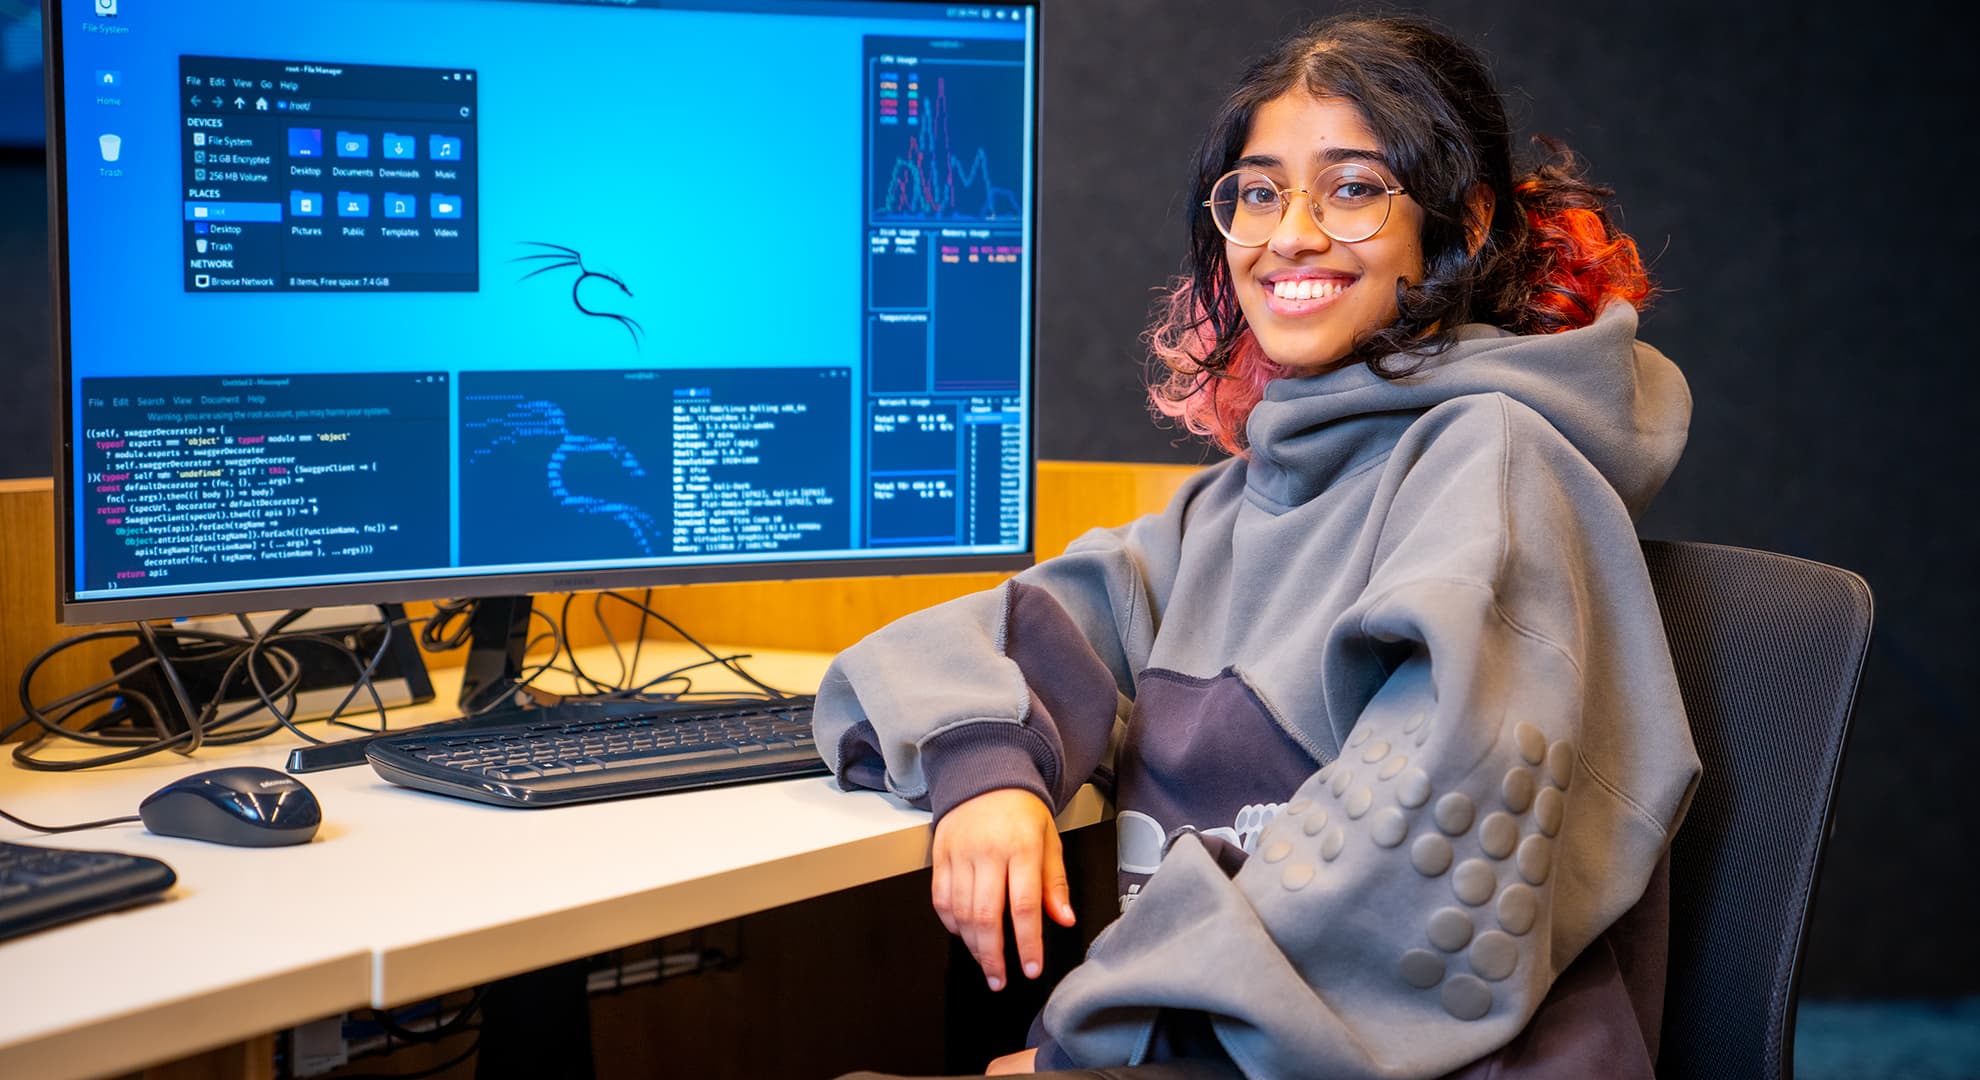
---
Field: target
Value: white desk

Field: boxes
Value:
[0,643,1107,1078]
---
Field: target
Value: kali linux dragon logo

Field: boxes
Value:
[513,241,644,349]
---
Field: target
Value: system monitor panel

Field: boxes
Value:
[48,0,1040,622]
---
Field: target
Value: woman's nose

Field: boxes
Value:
[1269,191,1333,259]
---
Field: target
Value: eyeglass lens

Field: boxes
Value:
[1208,164,1395,245]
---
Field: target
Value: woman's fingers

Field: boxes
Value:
[1007,841,1045,980]
[927,789,1073,991]
[931,857,957,936]
[1044,825,1076,928]
[969,853,1009,989]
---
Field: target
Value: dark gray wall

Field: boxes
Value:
[4,0,1975,998]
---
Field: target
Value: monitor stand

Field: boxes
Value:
[456,595,562,712]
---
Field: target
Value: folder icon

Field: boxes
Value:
[383,133,415,159]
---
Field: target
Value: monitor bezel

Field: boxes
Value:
[49,0,1045,625]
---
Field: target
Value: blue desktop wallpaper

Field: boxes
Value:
[53,0,1035,605]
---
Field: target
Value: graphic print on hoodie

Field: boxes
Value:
[814,303,1701,1080]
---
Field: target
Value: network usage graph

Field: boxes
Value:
[867,38,1024,225]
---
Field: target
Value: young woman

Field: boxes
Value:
[819,15,1700,1078]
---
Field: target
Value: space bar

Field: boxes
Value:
[526,744,818,788]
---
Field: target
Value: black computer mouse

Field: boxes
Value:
[138,766,321,847]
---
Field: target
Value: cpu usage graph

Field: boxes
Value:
[868,39,1024,224]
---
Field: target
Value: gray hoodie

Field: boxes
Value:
[813,302,1701,1078]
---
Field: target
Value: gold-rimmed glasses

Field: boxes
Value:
[1204,163,1408,246]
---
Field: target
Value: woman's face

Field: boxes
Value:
[1224,92,1426,375]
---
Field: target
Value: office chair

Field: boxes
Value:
[845,540,1872,1080]
[1641,540,1870,1080]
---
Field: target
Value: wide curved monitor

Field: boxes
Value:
[48,0,1041,623]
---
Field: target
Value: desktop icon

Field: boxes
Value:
[194,221,209,234]
[336,131,369,158]
[288,128,323,158]
[97,133,121,162]
[383,193,416,219]
[289,190,322,217]
[337,192,371,218]
[382,133,415,159]
[429,194,462,220]
[94,0,117,16]
[96,70,121,89]
[429,134,461,161]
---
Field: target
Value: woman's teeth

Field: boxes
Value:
[1273,278,1348,301]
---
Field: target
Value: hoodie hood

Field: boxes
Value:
[1243,302,1691,517]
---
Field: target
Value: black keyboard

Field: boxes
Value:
[365,696,826,808]
[0,840,177,943]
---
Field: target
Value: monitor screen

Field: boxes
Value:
[49,0,1039,622]
[1,4,43,146]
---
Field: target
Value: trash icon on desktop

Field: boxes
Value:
[98,133,121,162]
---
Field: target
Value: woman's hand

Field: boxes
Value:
[931,788,1077,990]
[985,1047,1039,1075]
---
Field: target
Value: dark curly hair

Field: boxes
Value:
[1148,14,1654,455]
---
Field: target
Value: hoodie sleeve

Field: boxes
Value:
[1035,394,1702,1079]
[809,462,1225,820]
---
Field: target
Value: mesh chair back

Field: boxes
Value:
[1642,541,1872,1080]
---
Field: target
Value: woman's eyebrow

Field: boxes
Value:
[1231,147,1389,171]
[1317,146,1387,166]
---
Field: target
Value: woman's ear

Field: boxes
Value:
[1465,185,1495,257]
